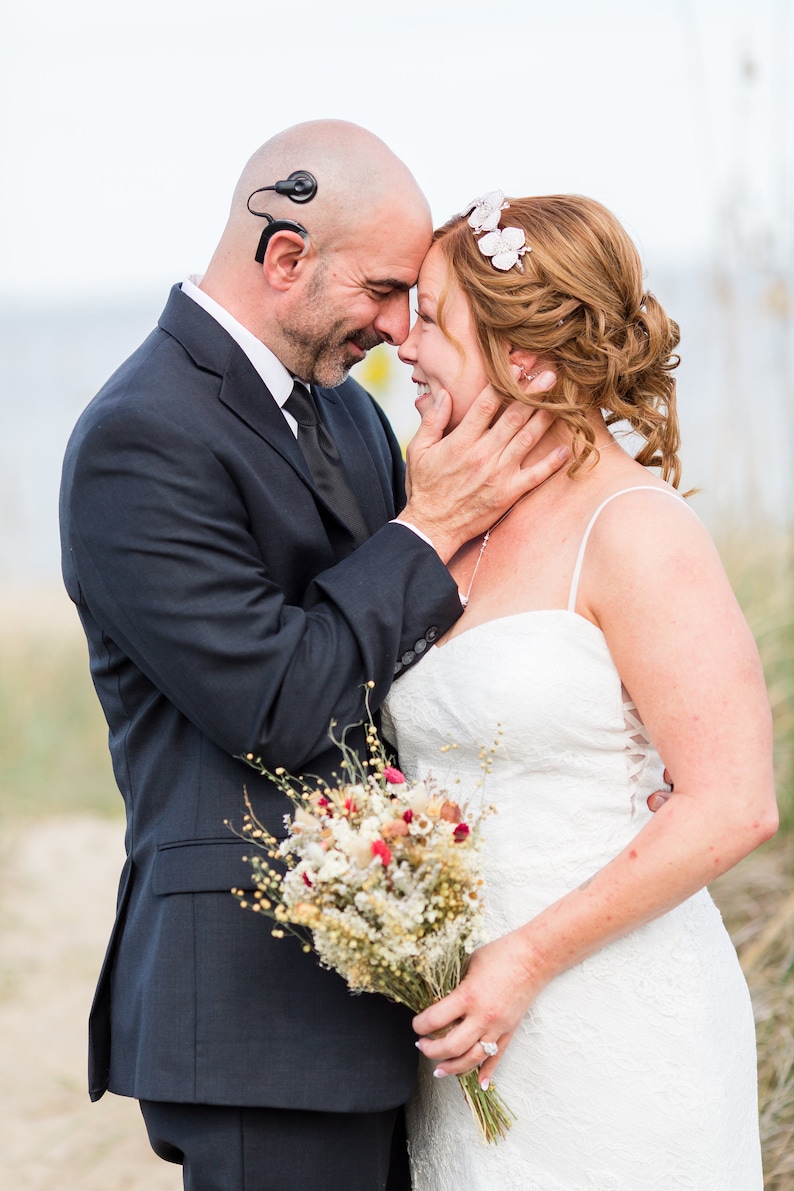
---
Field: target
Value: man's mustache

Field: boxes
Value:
[347,331,382,353]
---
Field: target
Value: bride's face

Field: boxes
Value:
[397,243,490,431]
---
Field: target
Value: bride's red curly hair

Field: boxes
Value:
[431,195,682,486]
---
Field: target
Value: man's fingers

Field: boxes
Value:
[648,769,674,812]
[412,388,452,443]
[446,370,557,448]
[515,444,570,494]
[404,390,452,498]
[467,380,558,461]
[534,370,556,392]
[451,383,512,444]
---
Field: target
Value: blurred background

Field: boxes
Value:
[1,0,792,1187]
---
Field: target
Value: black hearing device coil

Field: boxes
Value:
[247,170,318,263]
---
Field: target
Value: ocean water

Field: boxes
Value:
[1,270,791,585]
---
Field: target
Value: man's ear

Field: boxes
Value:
[262,230,312,291]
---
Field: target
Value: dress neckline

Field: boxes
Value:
[434,607,605,651]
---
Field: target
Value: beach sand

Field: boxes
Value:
[0,815,178,1190]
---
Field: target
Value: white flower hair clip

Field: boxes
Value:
[464,190,509,233]
[477,226,528,273]
[462,190,530,273]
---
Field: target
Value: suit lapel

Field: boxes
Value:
[217,353,307,476]
[159,285,386,549]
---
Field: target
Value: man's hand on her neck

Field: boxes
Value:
[398,376,566,564]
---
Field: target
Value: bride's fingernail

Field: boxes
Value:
[480,1077,490,1091]
[415,1041,423,1051]
[433,1067,447,1079]
[537,371,556,390]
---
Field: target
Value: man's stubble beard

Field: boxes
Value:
[281,264,381,387]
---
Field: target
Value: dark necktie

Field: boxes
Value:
[284,381,370,545]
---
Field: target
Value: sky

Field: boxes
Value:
[2,0,792,307]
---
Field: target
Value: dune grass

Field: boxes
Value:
[0,599,119,823]
[719,533,794,834]
[712,842,794,1190]
[711,532,794,1190]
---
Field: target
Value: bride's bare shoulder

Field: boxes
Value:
[577,482,730,619]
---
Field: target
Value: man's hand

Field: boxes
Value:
[648,769,674,813]
[399,376,567,563]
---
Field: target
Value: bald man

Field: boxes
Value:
[59,121,561,1190]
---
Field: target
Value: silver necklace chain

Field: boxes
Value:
[459,492,531,608]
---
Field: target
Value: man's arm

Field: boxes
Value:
[62,400,462,774]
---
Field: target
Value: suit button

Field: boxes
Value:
[394,659,403,674]
[425,626,439,643]
[402,650,416,666]
[414,638,427,654]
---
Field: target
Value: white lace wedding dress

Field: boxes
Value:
[382,489,763,1190]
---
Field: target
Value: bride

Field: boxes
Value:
[383,192,777,1189]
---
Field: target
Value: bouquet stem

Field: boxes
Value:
[457,1070,514,1143]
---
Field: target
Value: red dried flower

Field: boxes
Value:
[402,808,414,824]
[371,839,392,866]
[383,766,405,785]
[453,823,470,842]
[302,871,313,887]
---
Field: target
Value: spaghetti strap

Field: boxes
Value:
[567,486,691,613]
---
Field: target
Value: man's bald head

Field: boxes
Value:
[201,121,433,385]
[229,120,430,255]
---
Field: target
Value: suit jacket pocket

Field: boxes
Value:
[153,836,281,895]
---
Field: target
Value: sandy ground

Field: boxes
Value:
[0,815,179,1190]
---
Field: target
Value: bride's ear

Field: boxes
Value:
[508,348,541,384]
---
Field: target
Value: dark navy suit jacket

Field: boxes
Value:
[59,285,462,1110]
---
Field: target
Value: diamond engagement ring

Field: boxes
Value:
[479,1040,499,1058]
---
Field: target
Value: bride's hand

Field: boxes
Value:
[413,931,546,1088]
